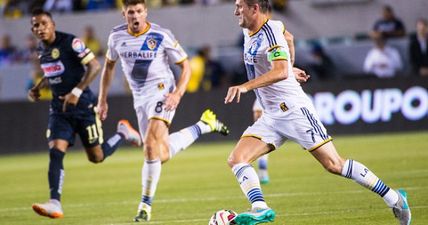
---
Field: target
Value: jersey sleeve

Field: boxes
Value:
[71,37,95,65]
[163,30,188,64]
[106,33,119,61]
[266,21,289,62]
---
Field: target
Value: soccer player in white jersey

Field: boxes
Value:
[97,0,229,222]
[225,1,411,225]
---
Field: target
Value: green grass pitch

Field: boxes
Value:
[0,132,427,225]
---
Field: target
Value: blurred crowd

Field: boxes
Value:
[0,3,427,96]
[1,0,289,19]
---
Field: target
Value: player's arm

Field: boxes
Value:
[97,58,117,120]
[60,57,101,112]
[284,30,295,66]
[225,56,288,104]
[165,58,191,111]
[28,76,48,102]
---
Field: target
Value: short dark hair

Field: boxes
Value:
[122,0,145,7]
[31,8,53,19]
[245,0,270,13]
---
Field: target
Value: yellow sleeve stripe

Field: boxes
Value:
[268,45,281,52]
[81,52,95,65]
[175,56,188,65]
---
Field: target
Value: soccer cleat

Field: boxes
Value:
[392,189,411,225]
[200,109,230,136]
[117,120,142,146]
[134,202,152,222]
[260,176,270,185]
[32,200,64,219]
[233,208,276,225]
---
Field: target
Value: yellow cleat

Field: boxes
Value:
[200,109,230,136]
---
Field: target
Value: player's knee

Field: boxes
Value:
[88,155,103,164]
[323,160,344,175]
[144,142,159,159]
[227,154,246,168]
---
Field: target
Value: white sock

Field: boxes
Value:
[383,189,400,207]
[141,159,161,206]
[196,121,212,134]
[341,159,398,207]
[232,163,268,210]
[168,124,201,159]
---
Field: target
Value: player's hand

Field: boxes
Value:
[164,91,181,111]
[96,101,109,121]
[28,87,41,102]
[293,67,310,84]
[224,85,248,104]
[59,93,79,112]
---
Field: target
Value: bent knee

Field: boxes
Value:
[88,156,103,164]
[323,160,344,175]
[227,154,249,168]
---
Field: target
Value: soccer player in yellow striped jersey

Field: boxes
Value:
[97,0,230,222]
[225,1,411,224]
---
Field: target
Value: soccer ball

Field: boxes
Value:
[208,209,237,225]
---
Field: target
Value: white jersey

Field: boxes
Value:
[243,20,310,117]
[106,22,187,108]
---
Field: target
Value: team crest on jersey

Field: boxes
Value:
[147,37,157,50]
[51,48,60,59]
[72,38,86,53]
[141,33,163,51]
[158,82,165,90]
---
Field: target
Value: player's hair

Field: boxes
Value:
[122,0,145,7]
[244,0,270,13]
[31,8,53,20]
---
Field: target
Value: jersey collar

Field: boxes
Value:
[127,22,151,37]
[249,19,269,37]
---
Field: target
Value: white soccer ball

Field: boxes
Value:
[208,209,237,225]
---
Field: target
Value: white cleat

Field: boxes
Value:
[117,120,142,146]
[134,202,152,222]
[32,200,64,219]
[392,189,411,225]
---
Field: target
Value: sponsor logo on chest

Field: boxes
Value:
[120,50,157,60]
[41,61,65,77]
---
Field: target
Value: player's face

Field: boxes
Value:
[234,0,253,28]
[123,3,148,34]
[31,14,55,43]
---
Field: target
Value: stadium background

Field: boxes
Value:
[0,0,427,153]
[0,1,427,224]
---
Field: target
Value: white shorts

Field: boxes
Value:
[243,105,332,151]
[134,81,176,139]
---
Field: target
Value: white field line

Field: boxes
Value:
[1,186,426,213]
[107,205,428,225]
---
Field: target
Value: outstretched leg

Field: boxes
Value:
[311,141,411,225]
[85,120,141,163]
[228,137,276,225]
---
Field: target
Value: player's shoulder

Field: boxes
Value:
[56,31,75,42]
[149,22,176,39]
[265,19,285,33]
[110,23,128,34]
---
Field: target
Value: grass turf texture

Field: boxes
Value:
[0,132,427,225]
